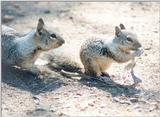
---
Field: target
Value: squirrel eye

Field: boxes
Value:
[39,31,42,35]
[127,37,133,42]
[50,34,56,38]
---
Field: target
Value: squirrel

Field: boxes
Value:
[45,24,143,84]
[2,18,65,74]
[80,24,143,77]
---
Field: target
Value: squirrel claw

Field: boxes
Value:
[131,69,142,85]
[133,77,142,84]
[101,72,110,77]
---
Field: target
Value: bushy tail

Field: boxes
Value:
[40,49,82,73]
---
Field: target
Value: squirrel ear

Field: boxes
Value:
[115,26,121,36]
[120,23,125,30]
[37,18,44,32]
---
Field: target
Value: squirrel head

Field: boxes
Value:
[35,18,65,51]
[114,24,142,52]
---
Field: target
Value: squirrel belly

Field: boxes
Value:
[80,38,114,76]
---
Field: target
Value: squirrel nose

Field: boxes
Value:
[138,43,142,48]
[135,42,142,48]
[62,39,65,44]
[58,37,65,45]
[56,34,65,45]
[134,43,141,49]
[60,38,65,44]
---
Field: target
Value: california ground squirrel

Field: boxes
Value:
[80,24,143,77]
[2,18,65,74]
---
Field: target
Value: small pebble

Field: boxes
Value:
[32,96,40,105]
[44,10,50,14]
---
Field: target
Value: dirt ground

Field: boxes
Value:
[1,2,160,117]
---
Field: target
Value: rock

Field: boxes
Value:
[26,108,48,116]
[149,105,157,112]
[49,105,56,112]
[88,103,94,107]
[2,15,14,23]
[144,53,148,56]
[153,30,158,33]
[76,93,82,96]
[129,98,139,103]
[13,4,20,9]
[69,16,73,20]
[44,10,50,14]
[32,96,40,105]
[113,97,131,105]
[144,47,151,50]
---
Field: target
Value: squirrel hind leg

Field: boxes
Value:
[85,71,97,77]
[83,61,101,77]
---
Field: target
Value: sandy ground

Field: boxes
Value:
[1,2,160,117]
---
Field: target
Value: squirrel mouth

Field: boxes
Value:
[124,48,140,54]
[131,47,142,51]
[119,47,142,54]
[131,48,138,51]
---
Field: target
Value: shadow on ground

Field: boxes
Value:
[48,63,142,98]
[2,66,65,95]
[79,76,141,97]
